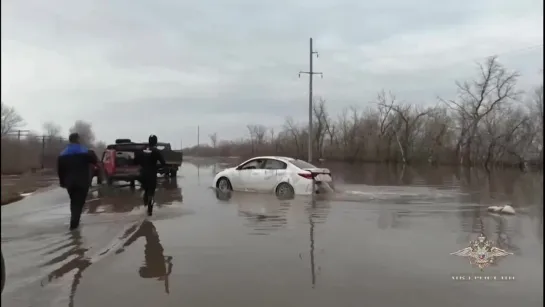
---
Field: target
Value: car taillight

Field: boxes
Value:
[298,172,313,180]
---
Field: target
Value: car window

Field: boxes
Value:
[263,159,287,170]
[290,159,316,169]
[115,151,137,167]
[240,159,263,170]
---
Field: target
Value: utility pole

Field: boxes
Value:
[299,37,323,163]
[197,126,200,156]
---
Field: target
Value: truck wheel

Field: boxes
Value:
[169,170,177,178]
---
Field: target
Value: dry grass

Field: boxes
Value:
[1,171,57,206]
[1,136,65,175]
[1,135,64,205]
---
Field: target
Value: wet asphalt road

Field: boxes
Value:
[1,162,543,307]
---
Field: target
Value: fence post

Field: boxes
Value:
[41,135,46,169]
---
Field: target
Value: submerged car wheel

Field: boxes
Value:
[216,177,232,192]
[275,182,295,200]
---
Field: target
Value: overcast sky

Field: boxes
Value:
[1,0,543,147]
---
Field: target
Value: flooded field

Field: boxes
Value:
[1,161,543,307]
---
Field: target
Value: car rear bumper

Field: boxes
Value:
[291,180,317,195]
[158,165,180,173]
[109,174,140,181]
[296,181,334,195]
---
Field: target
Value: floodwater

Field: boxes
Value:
[1,161,543,307]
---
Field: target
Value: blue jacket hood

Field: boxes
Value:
[60,143,89,156]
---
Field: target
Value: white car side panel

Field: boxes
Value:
[231,170,245,191]
[240,169,265,191]
[273,176,313,195]
[261,169,289,192]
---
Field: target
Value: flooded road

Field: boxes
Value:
[1,162,543,307]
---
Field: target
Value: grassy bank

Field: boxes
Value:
[1,170,57,206]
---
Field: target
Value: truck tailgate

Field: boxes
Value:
[115,166,140,176]
[161,150,183,165]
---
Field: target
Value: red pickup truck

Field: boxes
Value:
[89,139,183,187]
[96,139,183,187]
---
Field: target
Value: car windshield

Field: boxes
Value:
[291,159,316,169]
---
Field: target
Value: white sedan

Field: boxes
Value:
[212,156,333,198]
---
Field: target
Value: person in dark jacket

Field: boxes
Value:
[57,133,98,229]
[135,135,166,216]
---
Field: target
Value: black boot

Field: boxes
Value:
[143,193,149,207]
[70,218,80,230]
[147,197,154,216]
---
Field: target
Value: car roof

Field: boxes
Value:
[106,142,170,149]
[106,143,147,150]
[247,156,297,163]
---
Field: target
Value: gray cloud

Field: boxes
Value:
[1,0,543,147]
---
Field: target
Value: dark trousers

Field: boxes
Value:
[141,176,157,206]
[67,185,89,228]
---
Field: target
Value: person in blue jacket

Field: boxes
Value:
[57,133,98,230]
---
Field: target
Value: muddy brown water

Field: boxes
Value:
[1,161,543,307]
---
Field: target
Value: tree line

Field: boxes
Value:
[1,102,105,174]
[184,56,543,171]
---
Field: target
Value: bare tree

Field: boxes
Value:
[246,124,267,154]
[269,128,275,143]
[209,132,218,148]
[69,120,95,146]
[1,102,24,136]
[252,125,267,144]
[42,121,62,139]
[481,106,526,171]
[312,98,329,158]
[379,100,434,164]
[440,56,520,166]
[418,107,453,165]
[527,84,543,163]
[374,90,396,161]
[283,117,303,157]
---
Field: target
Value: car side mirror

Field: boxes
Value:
[235,166,242,170]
